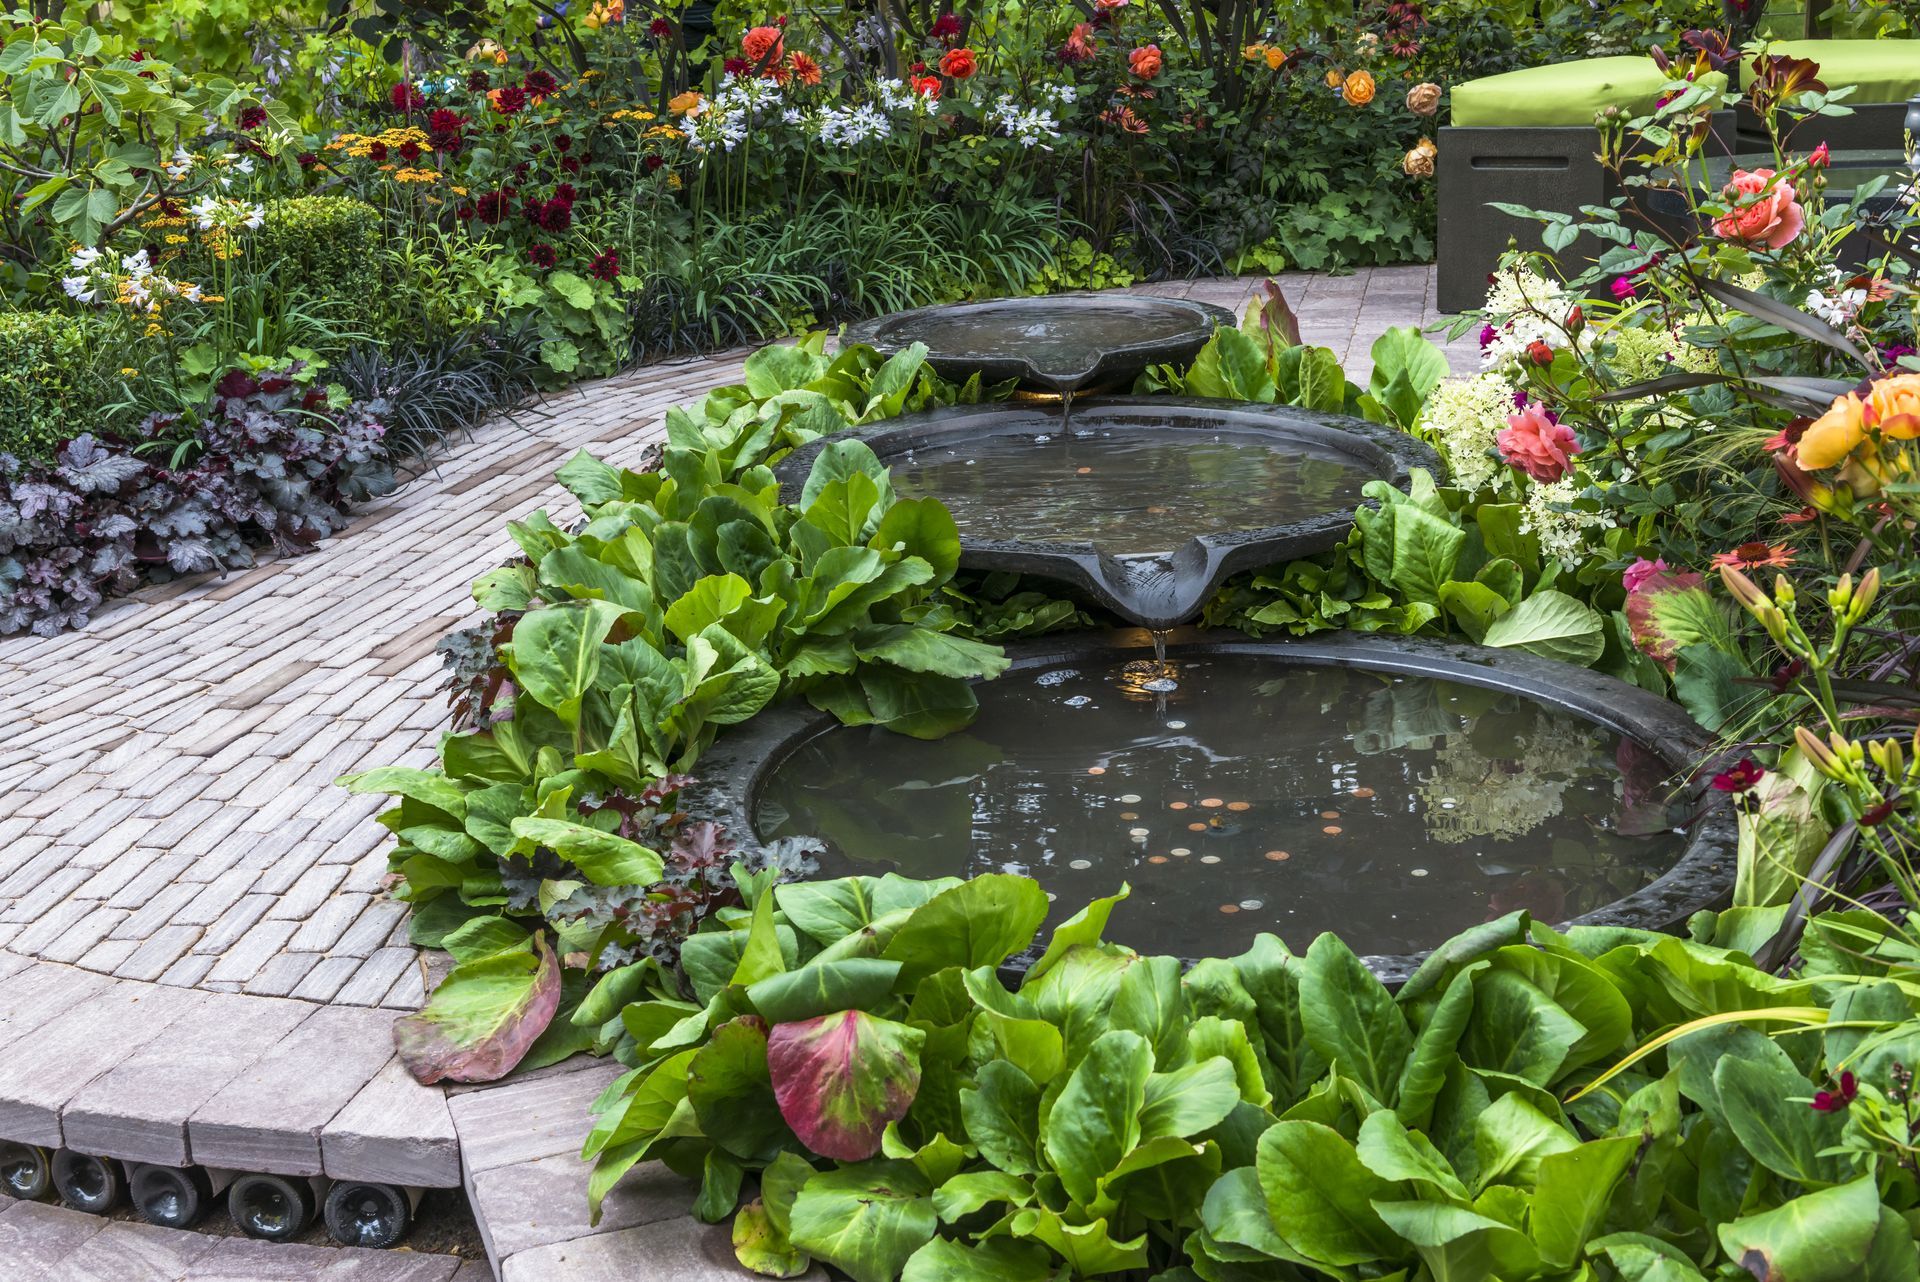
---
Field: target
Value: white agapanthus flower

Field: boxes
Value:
[60,275,96,303]
[989,97,1058,148]
[164,146,194,180]
[781,107,802,125]
[1043,83,1078,105]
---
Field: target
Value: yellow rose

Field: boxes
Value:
[1797,392,1866,470]
[668,90,703,116]
[1342,70,1376,106]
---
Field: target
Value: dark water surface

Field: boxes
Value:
[755,656,1692,958]
[887,426,1374,557]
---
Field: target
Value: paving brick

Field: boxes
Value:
[335,947,416,1006]
[448,1061,625,1174]
[190,1004,399,1175]
[41,1211,221,1281]
[470,1151,694,1259]
[323,1056,461,1187]
[63,990,312,1166]
[0,978,198,1145]
[498,1213,786,1282]
[0,1200,108,1270]
[0,962,116,1052]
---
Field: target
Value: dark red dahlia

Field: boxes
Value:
[930,13,961,39]
[589,249,620,281]
[494,85,528,114]
[539,198,573,232]
[238,105,268,130]
[467,70,491,91]
[367,142,389,163]
[390,82,424,112]
[650,18,673,37]
[528,242,557,268]
[525,69,559,98]
[555,134,573,152]
[553,182,577,205]
[398,140,423,162]
[475,190,511,224]
[429,108,465,134]
[724,57,750,75]
[561,156,581,174]
[644,154,664,171]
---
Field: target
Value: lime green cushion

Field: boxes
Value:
[1451,57,1721,128]
[1755,40,1920,104]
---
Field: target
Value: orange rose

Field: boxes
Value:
[742,25,784,64]
[1325,67,1344,88]
[1265,46,1287,71]
[1343,69,1375,106]
[667,90,703,116]
[1129,44,1163,80]
[939,47,977,79]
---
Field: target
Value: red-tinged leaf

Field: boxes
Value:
[767,1010,926,1161]
[1624,570,1711,673]
[393,932,561,1084]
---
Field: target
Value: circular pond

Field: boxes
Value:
[842,295,1235,393]
[777,399,1439,630]
[697,633,1734,979]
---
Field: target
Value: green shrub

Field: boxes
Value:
[0,311,115,464]
[252,196,381,325]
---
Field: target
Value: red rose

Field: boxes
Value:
[939,47,976,78]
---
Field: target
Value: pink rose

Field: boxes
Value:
[1621,556,1670,595]
[1712,168,1805,250]
[1497,403,1582,483]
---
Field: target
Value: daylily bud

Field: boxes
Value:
[1718,564,1771,612]
[1796,725,1842,777]
[1827,573,1852,613]
[1852,566,1880,620]
[1772,574,1795,607]
[1868,735,1905,779]
[1832,731,1865,770]
[1757,603,1789,644]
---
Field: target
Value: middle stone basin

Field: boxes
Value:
[775,397,1440,630]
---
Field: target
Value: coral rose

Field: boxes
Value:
[1343,70,1376,105]
[742,25,784,64]
[939,47,977,79]
[1712,168,1805,250]
[1797,391,1866,470]
[1497,402,1581,482]
[1130,44,1163,80]
[1406,82,1441,115]
[913,75,941,98]
[1866,372,1920,441]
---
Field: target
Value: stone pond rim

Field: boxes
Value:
[687,629,1739,988]
[774,398,1442,631]
[841,294,1238,393]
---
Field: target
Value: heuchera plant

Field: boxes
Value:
[0,366,392,635]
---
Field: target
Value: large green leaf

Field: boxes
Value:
[1713,1054,1854,1186]
[788,1162,936,1282]
[1008,1207,1149,1275]
[768,1010,926,1160]
[1139,1058,1242,1142]
[1482,590,1606,666]
[393,933,560,1085]
[731,1199,810,1278]
[882,874,1049,984]
[902,1236,1052,1282]
[1044,1029,1154,1206]
[507,817,664,887]
[501,598,628,724]
[1028,883,1131,980]
[1300,933,1413,1106]
[1715,1176,1892,1282]
[747,959,904,1023]
[1530,1135,1639,1267]
[688,1015,789,1162]
[1255,1120,1401,1267]
[959,1059,1044,1174]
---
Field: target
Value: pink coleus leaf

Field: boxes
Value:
[393,931,561,1084]
[1624,569,1709,672]
[766,1010,927,1161]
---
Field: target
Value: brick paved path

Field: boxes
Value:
[0,269,1469,1001]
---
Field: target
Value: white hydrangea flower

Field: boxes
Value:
[1479,264,1590,371]
[1413,371,1517,496]
[1520,476,1615,563]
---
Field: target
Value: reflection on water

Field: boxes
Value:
[755,656,1692,957]
[876,299,1205,376]
[888,427,1372,557]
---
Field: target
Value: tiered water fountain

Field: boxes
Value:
[706,296,1734,978]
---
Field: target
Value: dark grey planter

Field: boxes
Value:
[842,294,1236,394]
[773,397,1441,631]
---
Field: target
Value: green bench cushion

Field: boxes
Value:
[1451,57,1722,128]
[1754,40,1920,104]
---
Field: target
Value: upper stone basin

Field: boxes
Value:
[842,294,1236,395]
[775,398,1441,630]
